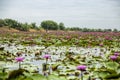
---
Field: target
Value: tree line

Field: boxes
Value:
[0,18,119,32]
[66,27,119,32]
[0,18,65,31]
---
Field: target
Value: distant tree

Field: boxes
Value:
[41,20,58,32]
[30,22,37,29]
[103,29,112,32]
[65,27,115,32]
[65,27,82,31]
[20,23,29,31]
[65,27,70,31]
[70,27,79,31]
[4,18,19,29]
[59,22,65,30]
[107,29,112,32]
[0,19,5,27]
[97,29,102,32]
[82,28,89,32]
[113,28,118,32]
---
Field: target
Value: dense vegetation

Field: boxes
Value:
[0,31,120,47]
[0,18,119,32]
[0,30,120,80]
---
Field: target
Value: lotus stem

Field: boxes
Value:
[19,62,21,69]
[81,71,83,80]
[46,59,48,64]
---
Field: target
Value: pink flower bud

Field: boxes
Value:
[114,52,119,56]
[15,57,24,62]
[110,55,117,61]
[77,65,86,71]
[43,54,51,59]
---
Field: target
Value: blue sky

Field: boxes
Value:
[0,0,120,29]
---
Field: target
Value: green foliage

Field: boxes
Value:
[6,69,28,80]
[4,18,19,29]
[0,19,5,27]
[59,22,65,30]
[105,73,120,79]
[20,23,30,31]
[0,72,8,80]
[65,27,119,32]
[41,20,59,31]
[1,18,120,32]
[30,22,39,30]
[113,28,118,32]
[106,62,119,72]
[30,23,36,29]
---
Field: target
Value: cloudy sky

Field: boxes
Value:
[0,0,120,29]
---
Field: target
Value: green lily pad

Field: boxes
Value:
[106,62,119,72]
[93,71,110,78]
[105,73,120,79]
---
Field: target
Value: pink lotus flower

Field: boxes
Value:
[15,57,24,69]
[114,52,119,56]
[15,57,24,62]
[77,65,86,71]
[110,55,117,61]
[43,54,51,59]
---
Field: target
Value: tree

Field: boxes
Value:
[0,19,5,27]
[59,22,65,30]
[97,29,102,32]
[82,28,89,32]
[30,22,37,29]
[41,20,58,32]
[4,18,19,29]
[20,23,29,31]
[113,28,118,32]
